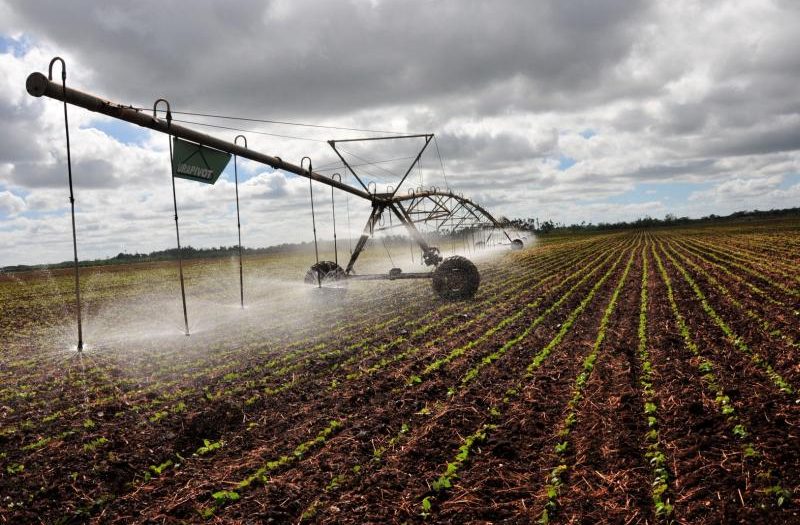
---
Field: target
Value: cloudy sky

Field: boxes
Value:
[1,0,799,266]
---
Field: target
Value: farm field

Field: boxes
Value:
[1,218,799,524]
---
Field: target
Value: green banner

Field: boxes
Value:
[172,137,231,184]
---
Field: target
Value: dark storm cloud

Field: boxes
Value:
[655,102,709,136]
[611,106,651,134]
[7,0,650,118]
[11,0,798,185]
[701,121,800,158]
[629,159,719,181]
[437,129,557,168]
[4,0,800,267]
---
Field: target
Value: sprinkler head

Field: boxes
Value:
[77,341,84,352]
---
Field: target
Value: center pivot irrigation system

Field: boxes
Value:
[26,58,523,349]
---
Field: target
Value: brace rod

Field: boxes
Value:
[328,142,371,195]
[388,202,433,253]
[329,134,432,144]
[345,205,383,274]
[346,271,433,281]
[344,205,383,275]
[387,134,432,200]
[26,72,372,201]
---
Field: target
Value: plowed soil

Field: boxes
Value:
[1,218,799,524]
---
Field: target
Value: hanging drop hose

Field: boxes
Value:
[386,208,397,263]
[302,157,321,287]
[50,57,83,351]
[433,135,450,192]
[156,98,189,336]
[382,236,395,268]
[345,173,353,256]
[331,173,340,266]
[450,211,456,254]
[234,135,247,308]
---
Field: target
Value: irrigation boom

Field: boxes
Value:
[26,72,370,201]
[26,67,523,301]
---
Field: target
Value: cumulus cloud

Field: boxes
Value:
[688,174,790,204]
[0,0,799,266]
[0,190,25,215]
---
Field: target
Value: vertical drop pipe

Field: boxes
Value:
[234,135,247,308]
[331,173,341,267]
[345,178,353,256]
[302,157,321,287]
[156,99,189,335]
[50,57,83,351]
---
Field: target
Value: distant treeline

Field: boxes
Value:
[0,236,410,273]
[502,207,800,234]
[3,207,798,273]
[1,242,314,273]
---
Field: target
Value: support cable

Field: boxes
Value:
[337,146,402,181]
[50,57,83,352]
[433,135,450,191]
[314,155,416,173]
[147,107,406,136]
[171,118,324,143]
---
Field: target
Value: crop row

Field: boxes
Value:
[658,241,795,395]
[636,245,672,518]
[681,235,799,284]
[663,241,798,349]
[203,237,636,518]
[417,239,637,520]
[538,247,635,523]
[2,236,622,518]
[190,237,640,521]
[651,243,791,508]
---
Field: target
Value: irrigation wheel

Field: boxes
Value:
[304,261,347,286]
[511,239,524,250]
[432,255,480,300]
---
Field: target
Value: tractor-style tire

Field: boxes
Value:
[304,261,346,285]
[511,239,524,250]
[432,256,480,300]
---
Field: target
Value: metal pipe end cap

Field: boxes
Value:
[26,72,49,97]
